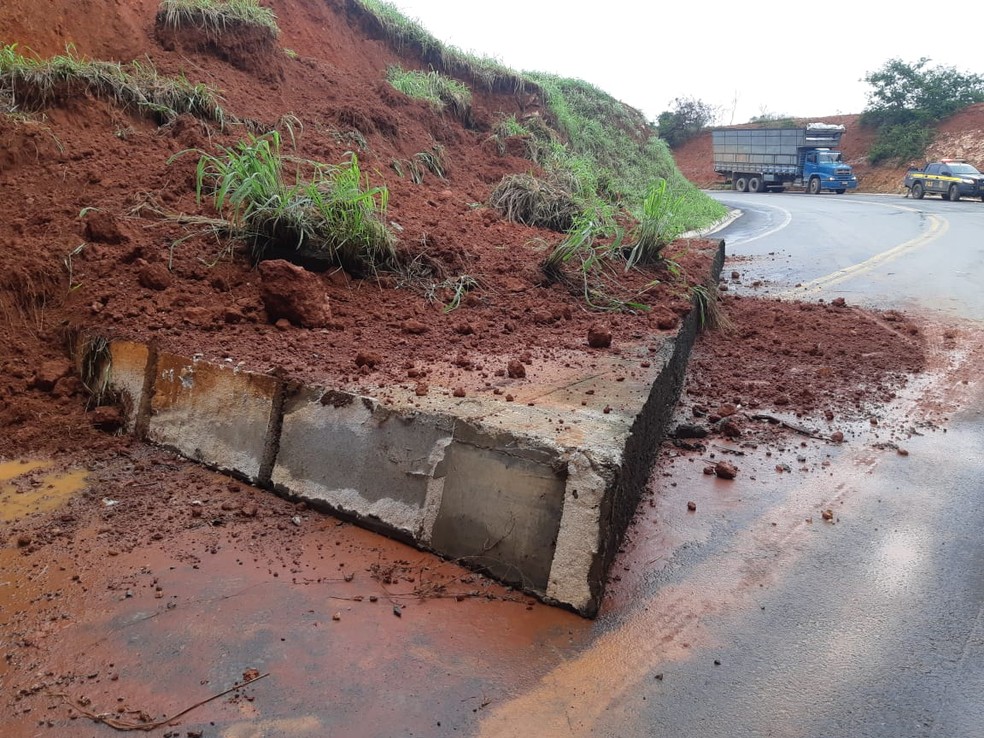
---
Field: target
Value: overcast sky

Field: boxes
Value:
[388,1,984,125]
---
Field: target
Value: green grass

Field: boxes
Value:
[156,0,279,37]
[386,66,471,121]
[352,0,525,93]
[625,179,683,269]
[0,44,225,124]
[352,0,728,309]
[183,130,395,273]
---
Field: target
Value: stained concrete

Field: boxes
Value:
[84,241,725,616]
[146,353,283,484]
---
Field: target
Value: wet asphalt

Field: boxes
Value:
[475,191,984,737]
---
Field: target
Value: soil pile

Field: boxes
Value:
[0,0,716,456]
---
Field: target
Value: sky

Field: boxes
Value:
[387,1,984,125]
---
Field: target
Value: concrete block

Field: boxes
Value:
[430,422,567,592]
[272,388,454,538]
[147,354,281,483]
[106,340,151,434]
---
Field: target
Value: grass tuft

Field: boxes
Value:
[156,0,279,37]
[182,130,396,273]
[624,179,684,270]
[489,173,582,233]
[386,66,472,122]
[0,44,225,124]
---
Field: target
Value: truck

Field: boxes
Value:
[711,123,858,194]
[903,159,984,201]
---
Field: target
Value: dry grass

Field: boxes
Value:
[489,173,581,232]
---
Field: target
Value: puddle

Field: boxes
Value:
[0,459,88,521]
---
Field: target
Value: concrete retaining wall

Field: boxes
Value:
[83,241,724,615]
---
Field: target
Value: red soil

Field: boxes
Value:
[0,4,938,730]
[0,0,716,455]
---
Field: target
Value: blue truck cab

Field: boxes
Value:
[801,148,858,193]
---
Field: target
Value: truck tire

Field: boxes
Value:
[748,176,764,193]
[948,184,961,202]
[911,182,924,199]
[808,177,822,195]
[734,176,748,192]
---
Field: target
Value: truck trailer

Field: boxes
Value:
[712,123,858,194]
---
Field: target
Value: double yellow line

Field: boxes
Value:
[780,207,948,298]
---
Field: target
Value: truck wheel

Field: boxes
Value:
[748,176,764,193]
[808,177,821,195]
[734,176,748,192]
[948,184,961,202]
[911,182,924,199]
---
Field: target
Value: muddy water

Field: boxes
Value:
[0,483,589,737]
[0,459,88,521]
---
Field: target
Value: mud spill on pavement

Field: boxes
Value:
[1,483,589,737]
[0,460,88,521]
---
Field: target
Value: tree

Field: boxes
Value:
[862,57,984,127]
[657,97,716,148]
[861,58,984,164]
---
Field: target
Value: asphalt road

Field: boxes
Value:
[475,192,984,737]
[709,191,984,320]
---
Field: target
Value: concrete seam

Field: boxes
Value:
[133,341,158,441]
[258,374,287,487]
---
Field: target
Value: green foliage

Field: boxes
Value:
[861,57,984,162]
[0,43,225,124]
[867,122,934,165]
[184,130,395,272]
[748,112,796,128]
[352,0,525,93]
[657,96,716,148]
[156,0,279,36]
[625,179,684,270]
[386,66,472,121]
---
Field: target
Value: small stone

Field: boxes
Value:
[831,297,847,308]
[414,383,429,397]
[897,448,909,457]
[401,320,429,335]
[332,612,341,622]
[355,351,382,368]
[821,509,834,522]
[831,431,844,443]
[587,324,612,349]
[452,387,466,398]
[687,501,697,512]
[714,461,738,480]
[507,360,526,379]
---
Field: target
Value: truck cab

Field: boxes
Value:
[800,148,857,194]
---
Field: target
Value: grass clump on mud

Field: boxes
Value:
[184,130,396,274]
[156,0,279,37]
[0,43,225,124]
[355,0,726,309]
[386,66,471,122]
[489,173,581,232]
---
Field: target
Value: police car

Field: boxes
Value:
[903,159,984,201]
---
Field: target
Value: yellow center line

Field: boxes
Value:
[778,210,949,298]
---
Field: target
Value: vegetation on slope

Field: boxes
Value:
[862,57,984,164]
[0,43,225,124]
[156,0,279,38]
[183,130,395,274]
